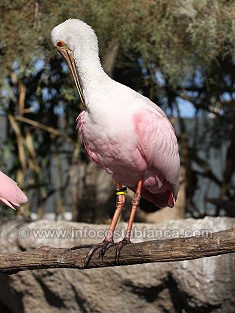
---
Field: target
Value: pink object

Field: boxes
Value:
[0,171,28,209]
[51,19,180,265]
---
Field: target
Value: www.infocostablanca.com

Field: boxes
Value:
[17,225,213,240]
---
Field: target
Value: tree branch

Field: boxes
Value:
[0,228,234,274]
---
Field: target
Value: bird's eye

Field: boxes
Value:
[56,41,64,47]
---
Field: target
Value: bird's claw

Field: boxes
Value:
[98,240,115,260]
[115,238,131,265]
[71,238,130,268]
[83,239,115,268]
[83,244,100,268]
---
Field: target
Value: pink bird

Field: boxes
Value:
[0,171,28,209]
[51,19,180,265]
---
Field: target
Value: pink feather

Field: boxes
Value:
[0,171,28,209]
[77,83,180,208]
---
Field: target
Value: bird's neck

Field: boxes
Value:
[74,50,110,103]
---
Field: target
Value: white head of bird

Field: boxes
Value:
[51,19,108,107]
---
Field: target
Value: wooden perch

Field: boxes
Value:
[0,228,234,274]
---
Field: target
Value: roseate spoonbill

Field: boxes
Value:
[51,19,180,265]
[0,171,28,209]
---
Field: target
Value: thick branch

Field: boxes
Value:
[0,228,234,274]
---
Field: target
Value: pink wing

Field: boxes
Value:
[0,171,28,209]
[133,109,180,207]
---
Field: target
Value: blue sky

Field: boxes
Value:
[176,98,196,117]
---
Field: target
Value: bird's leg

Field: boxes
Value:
[115,179,143,264]
[98,182,127,258]
[83,182,126,267]
[122,180,142,241]
[107,182,126,241]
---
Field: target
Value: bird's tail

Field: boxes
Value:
[141,188,175,209]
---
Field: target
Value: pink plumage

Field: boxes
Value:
[77,82,180,208]
[0,171,28,209]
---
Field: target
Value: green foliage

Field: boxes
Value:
[1,0,234,81]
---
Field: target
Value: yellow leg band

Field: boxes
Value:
[116,187,127,196]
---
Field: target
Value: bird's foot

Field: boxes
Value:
[83,239,115,268]
[71,238,130,267]
[115,238,131,265]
